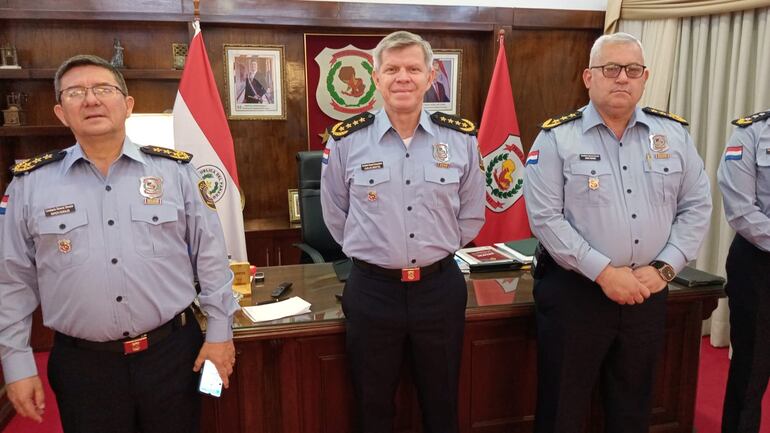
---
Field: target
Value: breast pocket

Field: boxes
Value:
[351,167,390,210]
[424,165,461,208]
[37,212,90,271]
[130,204,180,257]
[568,161,613,207]
[643,157,683,206]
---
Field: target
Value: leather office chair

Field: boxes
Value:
[294,151,346,264]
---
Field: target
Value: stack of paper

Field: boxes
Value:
[242,297,312,323]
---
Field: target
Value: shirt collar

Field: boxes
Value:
[581,101,649,134]
[373,108,436,141]
[61,136,147,174]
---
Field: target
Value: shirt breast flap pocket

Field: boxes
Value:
[644,157,683,205]
[37,212,90,270]
[352,167,390,208]
[569,161,612,207]
[756,147,770,167]
[130,203,180,257]
[424,165,461,208]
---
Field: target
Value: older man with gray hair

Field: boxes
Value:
[524,32,711,433]
[321,30,485,432]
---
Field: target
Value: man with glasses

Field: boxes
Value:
[0,55,239,433]
[524,33,711,433]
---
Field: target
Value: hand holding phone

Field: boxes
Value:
[198,359,223,397]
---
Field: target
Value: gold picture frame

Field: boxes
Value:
[223,44,286,120]
[288,189,300,223]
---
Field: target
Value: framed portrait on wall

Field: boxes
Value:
[424,49,461,115]
[223,44,286,120]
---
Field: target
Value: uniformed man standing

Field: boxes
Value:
[524,32,712,433]
[0,55,239,433]
[321,31,485,433]
[717,109,770,433]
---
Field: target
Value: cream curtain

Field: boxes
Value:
[619,7,770,347]
[607,0,770,32]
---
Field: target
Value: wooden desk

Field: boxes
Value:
[201,263,722,433]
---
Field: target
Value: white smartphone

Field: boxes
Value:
[198,359,223,397]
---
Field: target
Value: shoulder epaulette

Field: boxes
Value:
[540,110,582,130]
[11,150,66,177]
[643,107,689,125]
[732,110,770,127]
[430,112,477,136]
[140,146,192,163]
[330,112,375,141]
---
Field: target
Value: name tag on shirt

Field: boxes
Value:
[579,154,601,161]
[45,204,76,217]
[361,161,384,171]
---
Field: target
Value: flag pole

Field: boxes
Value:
[193,0,200,22]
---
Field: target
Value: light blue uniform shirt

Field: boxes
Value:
[717,114,770,251]
[524,102,712,281]
[0,138,239,383]
[321,109,486,269]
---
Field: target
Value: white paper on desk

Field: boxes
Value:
[242,297,312,323]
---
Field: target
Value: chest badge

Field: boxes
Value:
[649,134,669,152]
[367,191,378,202]
[140,176,163,205]
[58,239,72,254]
[588,177,600,191]
[433,143,450,164]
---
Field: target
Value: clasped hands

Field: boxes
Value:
[595,265,667,305]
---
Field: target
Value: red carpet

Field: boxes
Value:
[2,338,768,432]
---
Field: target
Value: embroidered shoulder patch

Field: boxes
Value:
[642,107,689,125]
[330,112,375,141]
[197,180,217,210]
[140,146,192,163]
[11,150,66,177]
[732,110,770,128]
[430,112,477,136]
[540,110,582,130]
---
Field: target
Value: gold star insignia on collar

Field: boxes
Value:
[330,112,376,141]
[430,111,477,136]
[540,109,583,130]
[140,145,193,163]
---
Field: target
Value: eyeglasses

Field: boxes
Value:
[589,63,646,79]
[59,85,125,102]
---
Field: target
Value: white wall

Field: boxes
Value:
[309,0,607,11]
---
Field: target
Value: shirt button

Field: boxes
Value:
[590,170,596,175]
[619,142,623,147]
[123,331,129,337]
[664,167,669,172]
[407,206,412,211]
[631,262,636,267]
[411,259,416,264]
[405,180,411,185]
[635,239,639,244]
[116,296,123,302]
[405,153,410,158]
[627,189,632,194]
[105,185,112,191]
[440,178,445,183]
[369,179,374,184]
[108,220,115,226]
[409,233,415,238]
[59,224,66,230]
[111,258,118,264]
[152,216,159,222]
[622,165,628,170]
[631,214,637,219]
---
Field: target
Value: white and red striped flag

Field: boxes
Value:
[173,21,247,261]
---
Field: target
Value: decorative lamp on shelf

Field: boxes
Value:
[0,44,21,69]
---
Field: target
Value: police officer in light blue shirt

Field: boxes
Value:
[524,33,711,433]
[321,31,485,433]
[717,109,770,433]
[0,55,239,433]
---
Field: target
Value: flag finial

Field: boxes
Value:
[498,29,505,45]
[194,0,200,21]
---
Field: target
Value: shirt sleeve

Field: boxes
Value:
[320,137,349,246]
[180,164,239,343]
[717,124,770,252]
[656,130,712,273]
[524,129,611,281]
[0,179,41,383]
[457,135,486,246]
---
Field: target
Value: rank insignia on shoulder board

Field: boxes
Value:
[430,112,477,135]
[642,107,689,125]
[540,110,582,130]
[140,146,192,163]
[330,112,375,141]
[11,150,66,176]
[732,110,770,127]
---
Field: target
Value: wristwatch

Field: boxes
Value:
[650,260,676,282]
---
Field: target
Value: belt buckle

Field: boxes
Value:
[401,267,421,282]
[123,334,149,355]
